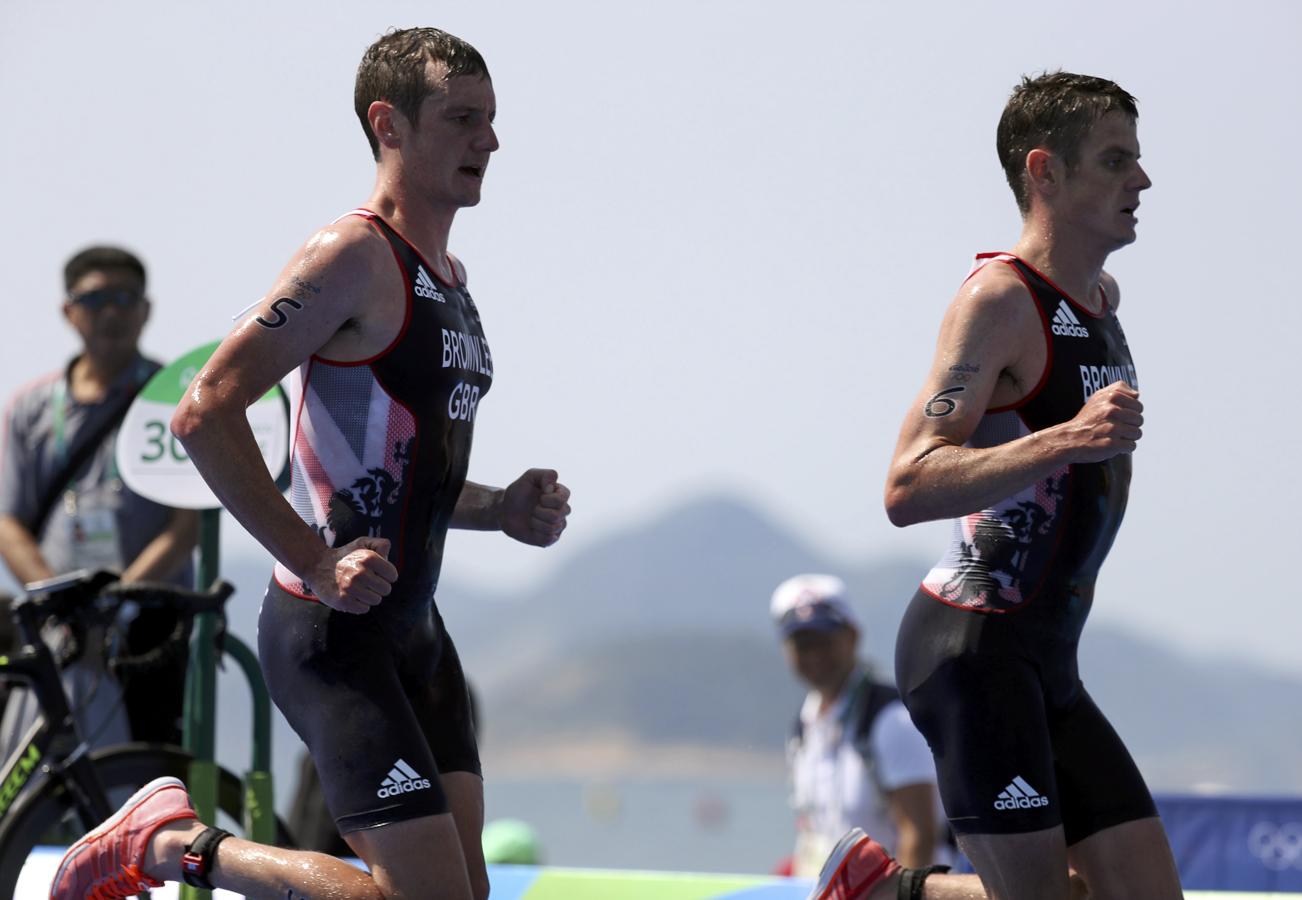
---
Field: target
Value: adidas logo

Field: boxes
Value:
[414,266,446,302]
[376,758,433,799]
[1050,300,1089,338]
[993,776,1050,810]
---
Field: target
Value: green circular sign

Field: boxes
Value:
[117,341,289,509]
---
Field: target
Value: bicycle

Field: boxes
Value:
[0,568,290,897]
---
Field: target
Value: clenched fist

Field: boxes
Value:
[1057,381,1143,464]
[501,469,572,547]
[305,536,399,614]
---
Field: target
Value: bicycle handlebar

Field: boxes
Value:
[14,570,233,622]
[101,580,235,616]
[8,570,236,673]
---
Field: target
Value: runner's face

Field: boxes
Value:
[1057,112,1152,249]
[785,627,858,693]
[407,70,499,209]
[63,268,148,361]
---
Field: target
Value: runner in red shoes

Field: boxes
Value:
[808,71,1180,900]
[52,26,570,900]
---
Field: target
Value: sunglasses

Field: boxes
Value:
[69,288,144,311]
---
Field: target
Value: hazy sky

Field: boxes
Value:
[3,1,1300,674]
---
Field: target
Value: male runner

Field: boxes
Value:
[807,73,1182,900]
[51,27,570,900]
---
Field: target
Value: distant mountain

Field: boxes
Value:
[440,493,925,674]
[211,493,1302,800]
[1076,631,1302,793]
[445,495,1302,794]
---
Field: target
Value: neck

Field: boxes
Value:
[70,350,135,402]
[365,171,458,281]
[1011,215,1110,310]
[815,667,858,713]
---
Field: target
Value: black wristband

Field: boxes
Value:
[897,865,951,900]
[180,825,232,890]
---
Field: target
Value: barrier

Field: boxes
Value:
[1158,794,1302,893]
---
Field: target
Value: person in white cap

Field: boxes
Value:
[773,574,948,878]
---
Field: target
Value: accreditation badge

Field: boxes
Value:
[60,486,124,571]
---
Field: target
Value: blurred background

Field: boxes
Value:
[3,0,1300,876]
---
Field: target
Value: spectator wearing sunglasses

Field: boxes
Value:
[0,246,198,756]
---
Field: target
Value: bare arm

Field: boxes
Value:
[171,222,399,614]
[445,255,571,546]
[450,481,503,530]
[120,507,199,583]
[0,515,55,585]
[884,267,1142,526]
[886,782,938,869]
[452,472,571,547]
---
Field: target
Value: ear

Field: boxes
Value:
[61,302,75,325]
[368,100,403,152]
[1025,147,1060,200]
[138,298,151,326]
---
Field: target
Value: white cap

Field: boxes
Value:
[770,574,859,637]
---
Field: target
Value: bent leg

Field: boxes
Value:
[956,826,1072,900]
[144,812,473,900]
[144,818,384,899]
[1067,816,1182,900]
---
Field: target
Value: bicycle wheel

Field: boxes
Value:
[0,742,292,898]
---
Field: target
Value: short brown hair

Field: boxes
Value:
[997,71,1138,213]
[354,27,490,160]
[63,246,146,293]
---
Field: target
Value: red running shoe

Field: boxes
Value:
[806,827,902,900]
[49,776,197,899]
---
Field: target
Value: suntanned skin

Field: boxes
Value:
[885,113,1149,530]
[172,67,569,614]
[0,266,198,588]
[157,61,570,900]
[860,112,1180,900]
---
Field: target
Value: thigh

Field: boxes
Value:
[903,654,1061,838]
[1066,816,1182,899]
[258,587,450,832]
[345,811,473,900]
[1049,688,1157,845]
[407,623,481,778]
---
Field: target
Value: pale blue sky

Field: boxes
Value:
[3,1,1300,673]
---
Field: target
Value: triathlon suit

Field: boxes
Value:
[258,209,492,832]
[895,252,1156,844]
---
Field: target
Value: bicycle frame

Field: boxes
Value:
[0,645,112,829]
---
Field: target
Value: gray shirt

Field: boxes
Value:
[0,354,192,585]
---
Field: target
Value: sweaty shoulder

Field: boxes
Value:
[935,259,1046,407]
[957,258,1039,324]
[294,215,398,294]
[232,215,407,366]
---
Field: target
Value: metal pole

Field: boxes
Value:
[182,507,221,900]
